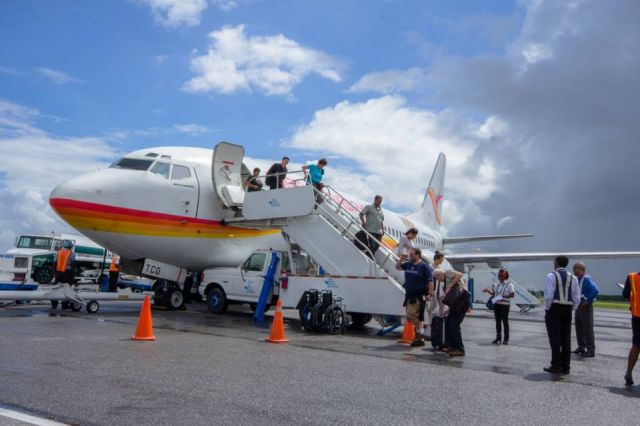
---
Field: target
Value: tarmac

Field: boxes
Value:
[1,300,639,426]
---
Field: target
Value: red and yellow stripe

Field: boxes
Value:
[49,198,279,239]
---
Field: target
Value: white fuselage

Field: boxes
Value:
[49,147,444,271]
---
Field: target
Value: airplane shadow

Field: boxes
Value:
[608,386,640,398]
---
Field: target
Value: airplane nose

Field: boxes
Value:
[49,170,121,226]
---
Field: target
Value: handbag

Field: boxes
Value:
[486,282,507,310]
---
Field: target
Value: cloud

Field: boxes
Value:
[0,65,17,75]
[35,67,80,85]
[184,24,344,98]
[348,68,428,94]
[173,123,214,135]
[411,0,640,291]
[105,123,214,140]
[138,0,208,28]
[288,95,501,230]
[0,99,118,251]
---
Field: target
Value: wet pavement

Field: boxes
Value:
[1,301,639,425]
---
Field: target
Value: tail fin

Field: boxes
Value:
[409,153,446,231]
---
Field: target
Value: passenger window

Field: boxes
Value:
[171,165,191,180]
[243,253,267,272]
[150,161,171,179]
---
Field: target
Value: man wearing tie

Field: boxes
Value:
[543,255,581,374]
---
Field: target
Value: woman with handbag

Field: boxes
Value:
[434,269,469,357]
[483,269,515,345]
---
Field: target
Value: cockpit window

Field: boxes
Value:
[150,161,171,179]
[110,158,154,171]
[171,165,191,180]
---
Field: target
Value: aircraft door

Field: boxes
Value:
[170,163,198,217]
[212,142,245,208]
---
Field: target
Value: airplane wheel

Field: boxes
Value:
[163,288,184,310]
[51,300,58,309]
[207,287,228,314]
[86,300,99,314]
[70,303,82,312]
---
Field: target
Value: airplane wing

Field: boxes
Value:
[446,251,640,269]
[443,234,533,245]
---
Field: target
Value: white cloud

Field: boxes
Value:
[173,123,213,135]
[35,67,80,85]
[288,95,501,228]
[348,67,428,94]
[0,65,17,75]
[0,99,118,251]
[496,216,514,229]
[211,0,238,11]
[184,24,344,98]
[138,0,208,28]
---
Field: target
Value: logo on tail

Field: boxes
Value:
[427,187,443,225]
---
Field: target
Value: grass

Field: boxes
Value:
[593,300,630,311]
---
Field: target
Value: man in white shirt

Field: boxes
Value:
[543,255,581,374]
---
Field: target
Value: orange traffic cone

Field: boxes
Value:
[265,300,288,343]
[397,319,415,344]
[132,295,156,341]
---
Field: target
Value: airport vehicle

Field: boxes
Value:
[0,233,110,285]
[201,248,403,328]
[49,142,640,314]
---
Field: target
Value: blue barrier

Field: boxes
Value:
[253,253,280,324]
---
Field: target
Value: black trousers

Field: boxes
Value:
[494,304,510,342]
[367,233,382,257]
[108,271,119,292]
[545,304,573,370]
[575,303,595,352]
[446,308,466,352]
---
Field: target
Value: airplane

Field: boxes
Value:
[49,142,640,309]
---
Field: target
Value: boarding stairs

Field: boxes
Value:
[228,183,405,286]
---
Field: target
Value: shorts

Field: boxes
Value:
[406,298,425,322]
[633,317,640,347]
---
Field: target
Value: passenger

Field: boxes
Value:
[265,156,289,189]
[396,228,418,257]
[246,167,263,192]
[434,269,469,357]
[572,262,599,358]
[429,251,446,344]
[302,158,327,204]
[395,248,433,347]
[622,270,640,386]
[359,195,385,257]
[108,254,120,292]
[483,268,515,345]
[53,241,76,309]
[432,250,445,267]
[543,255,580,375]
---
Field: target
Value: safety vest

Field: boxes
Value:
[629,273,640,317]
[56,248,72,272]
[552,270,574,305]
[109,255,120,273]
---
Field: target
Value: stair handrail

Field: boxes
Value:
[309,184,401,277]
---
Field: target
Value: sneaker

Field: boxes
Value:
[449,350,465,357]
[502,341,509,346]
[491,339,501,345]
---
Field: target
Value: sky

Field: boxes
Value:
[1,0,639,293]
